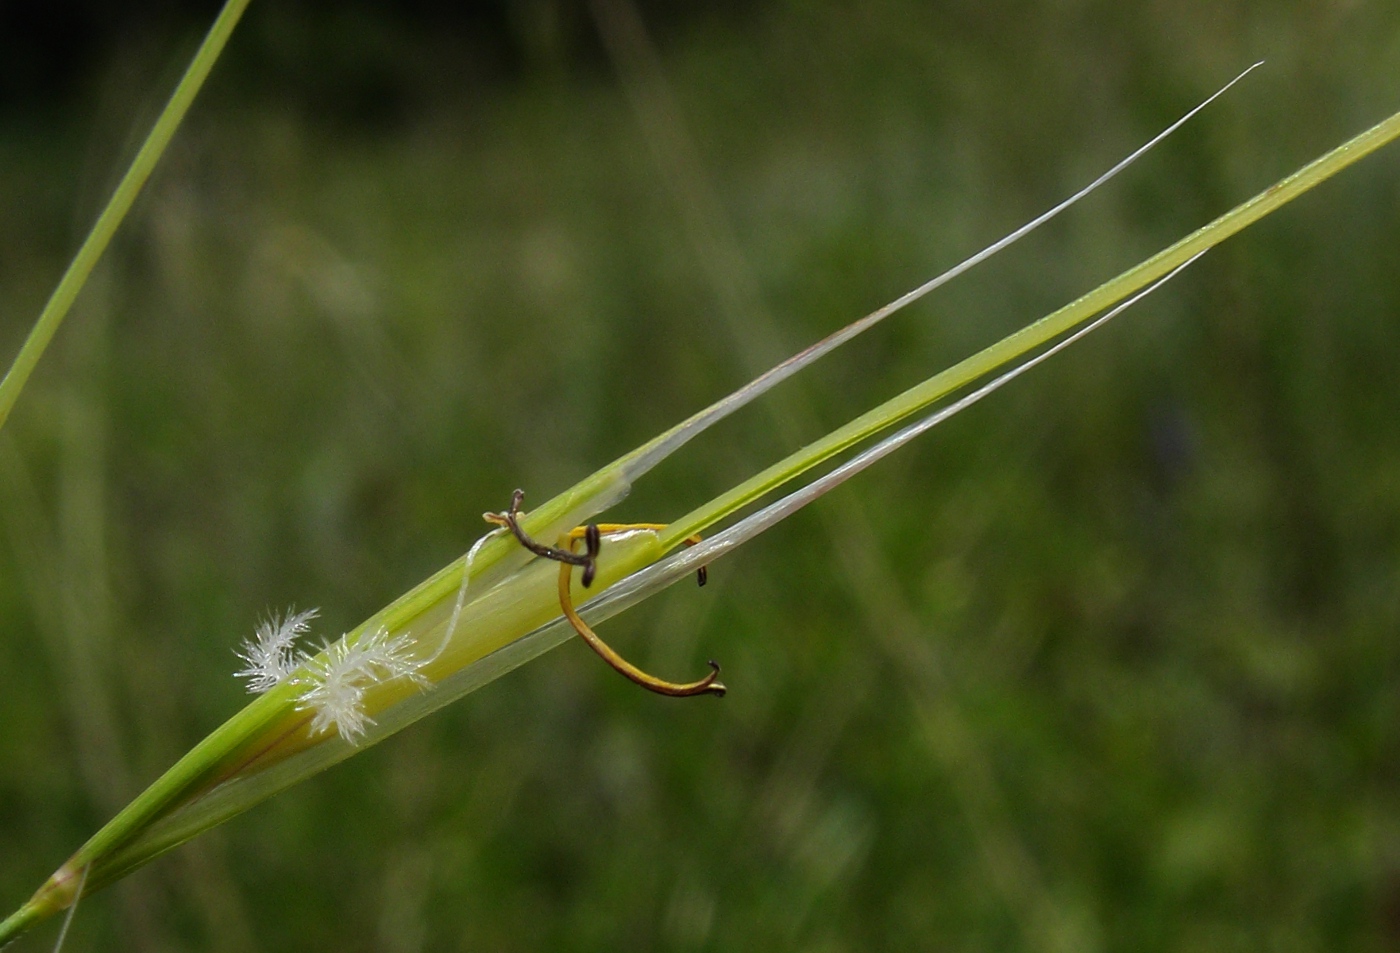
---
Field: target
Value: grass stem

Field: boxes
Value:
[0,0,253,434]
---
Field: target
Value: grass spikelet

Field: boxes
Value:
[2,18,1400,943]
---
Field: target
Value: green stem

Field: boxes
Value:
[0,0,254,435]
[658,104,1400,550]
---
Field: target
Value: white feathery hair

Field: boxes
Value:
[234,607,319,694]
[294,626,429,742]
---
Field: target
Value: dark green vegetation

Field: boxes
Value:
[4,1,1400,949]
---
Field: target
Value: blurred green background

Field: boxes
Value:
[4,1,1400,949]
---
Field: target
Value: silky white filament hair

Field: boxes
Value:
[433,525,504,667]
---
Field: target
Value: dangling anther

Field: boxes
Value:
[582,523,602,587]
[487,489,711,590]
[565,524,709,589]
[555,533,725,698]
[484,490,725,696]
[688,537,709,588]
[484,488,597,583]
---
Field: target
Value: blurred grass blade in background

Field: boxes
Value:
[0,0,252,435]
[3,78,1399,943]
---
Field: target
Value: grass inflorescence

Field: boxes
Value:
[4,4,1400,949]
